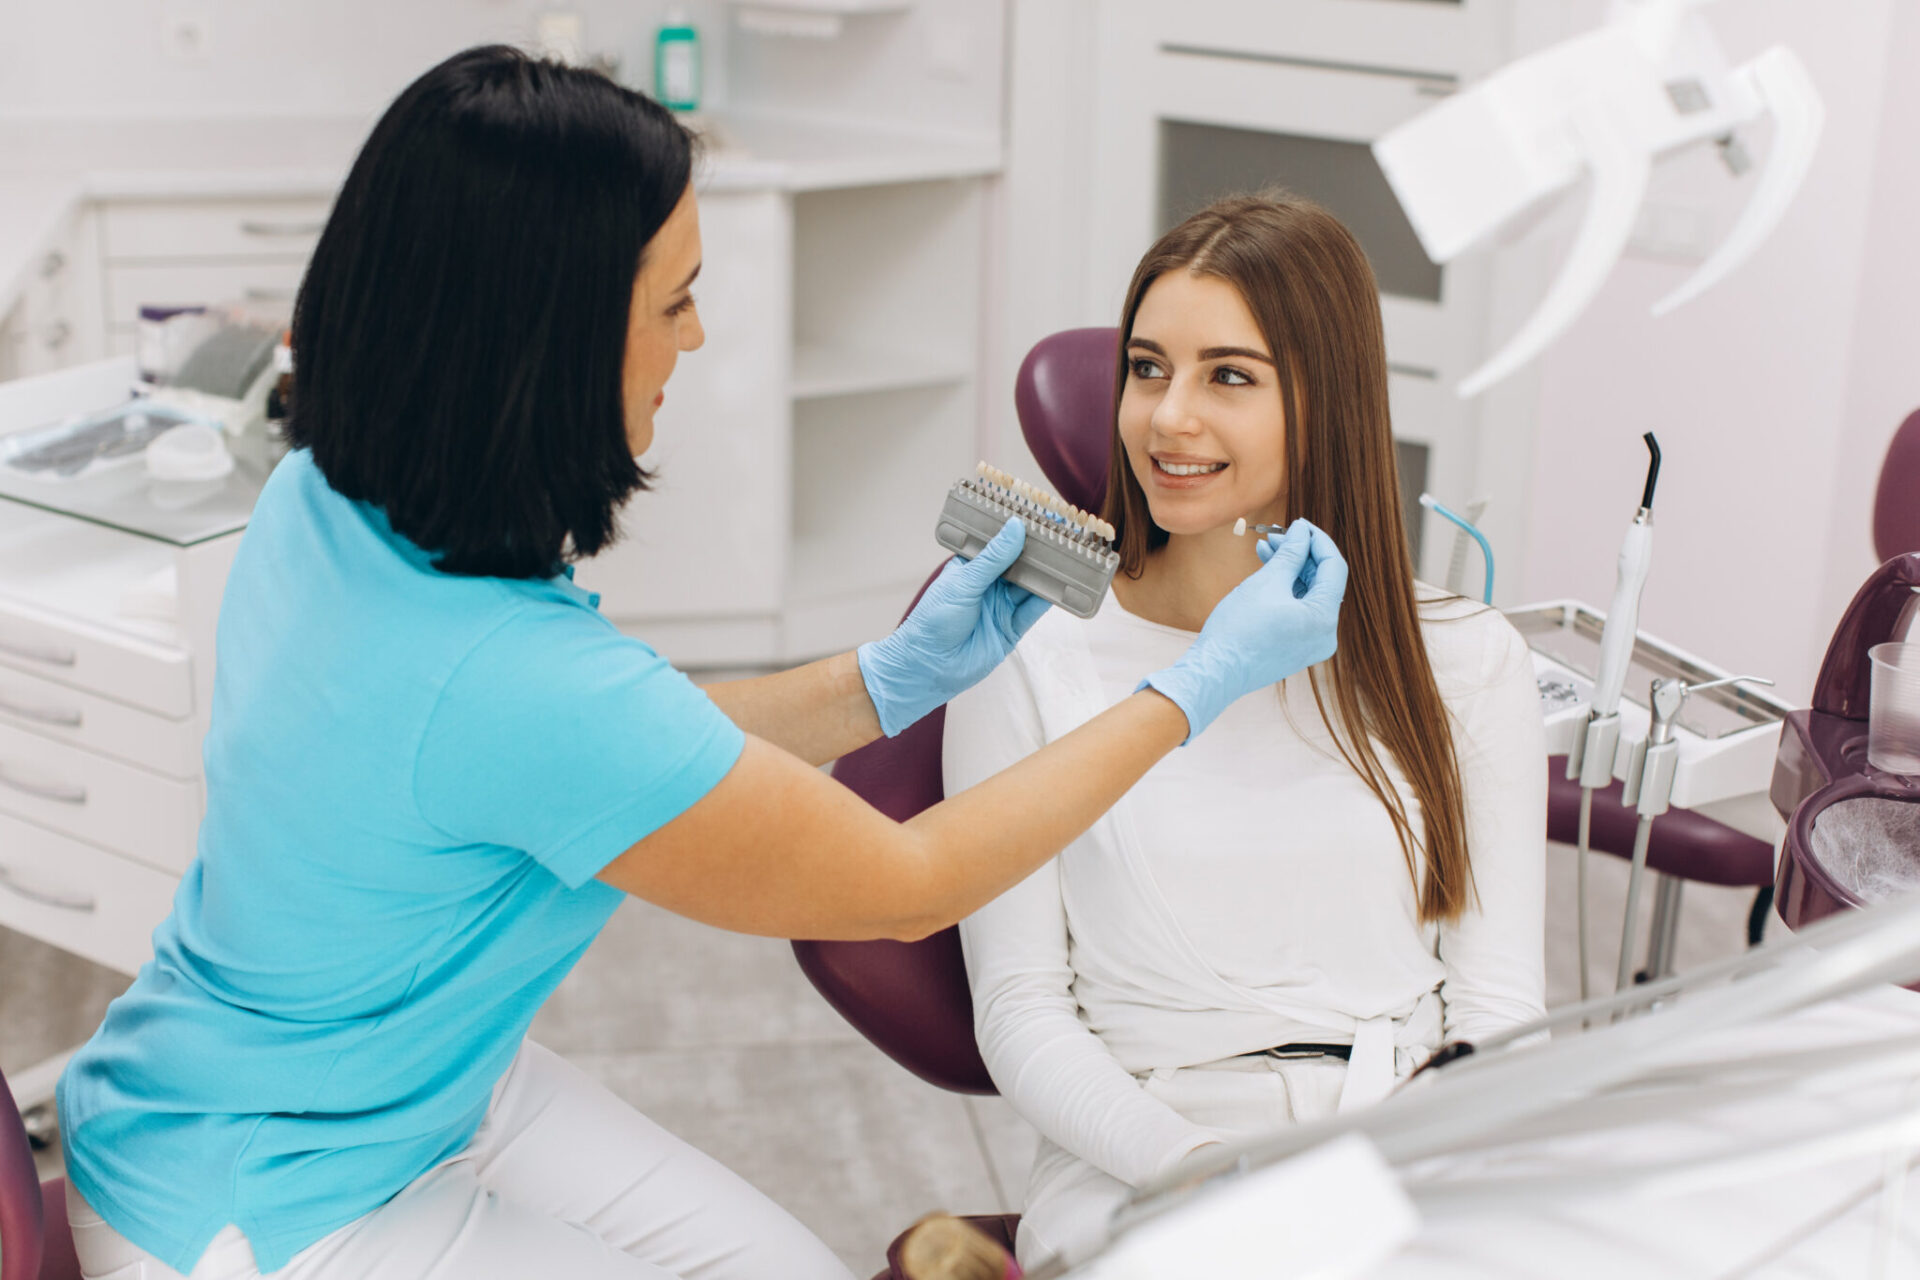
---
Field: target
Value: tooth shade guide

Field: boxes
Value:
[969,461,1111,541]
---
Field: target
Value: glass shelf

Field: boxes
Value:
[0,422,275,547]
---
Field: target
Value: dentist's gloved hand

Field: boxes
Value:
[858,517,1052,737]
[1141,519,1349,743]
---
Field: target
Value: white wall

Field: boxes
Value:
[1816,0,1920,647]
[0,1,727,119]
[1518,0,1910,705]
[985,0,1099,481]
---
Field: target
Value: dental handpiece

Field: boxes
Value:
[1591,432,1661,719]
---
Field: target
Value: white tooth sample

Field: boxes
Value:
[1233,517,1248,536]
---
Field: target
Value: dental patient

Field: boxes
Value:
[945,193,1548,1267]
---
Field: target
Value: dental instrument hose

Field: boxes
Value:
[1418,493,1494,604]
[1574,432,1660,1001]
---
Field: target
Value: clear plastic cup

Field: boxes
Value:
[1869,641,1920,774]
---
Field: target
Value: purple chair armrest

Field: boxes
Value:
[1545,757,1774,887]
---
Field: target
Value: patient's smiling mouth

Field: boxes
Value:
[1151,454,1230,487]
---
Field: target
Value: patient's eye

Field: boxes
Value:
[1214,365,1254,386]
[1129,356,1166,380]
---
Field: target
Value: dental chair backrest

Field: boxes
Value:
[791,327,1123,1095]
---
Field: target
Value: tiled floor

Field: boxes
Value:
[1,836,1763,1274]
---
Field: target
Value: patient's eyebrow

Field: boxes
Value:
[1126,337,1275,366]
[1200,346,1275,365]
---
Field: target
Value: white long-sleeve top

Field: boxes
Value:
[946,588,1547,1190]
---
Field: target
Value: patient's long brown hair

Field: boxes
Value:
[1100,192,1474,925]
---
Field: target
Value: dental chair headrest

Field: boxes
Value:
[1874,409,1920,563]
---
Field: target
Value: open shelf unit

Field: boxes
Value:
[777,177,984,659]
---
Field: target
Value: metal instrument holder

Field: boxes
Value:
[1614,672,1774,990]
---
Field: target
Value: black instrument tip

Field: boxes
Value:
[1641,432,1662,511]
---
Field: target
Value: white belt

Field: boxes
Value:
[1335,1015,1397,1113]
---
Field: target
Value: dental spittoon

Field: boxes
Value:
[935,464,1120,619]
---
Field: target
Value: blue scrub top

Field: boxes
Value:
[57,449,745,1274]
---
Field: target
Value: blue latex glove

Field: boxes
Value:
[858,517,1053,737]
[1140,519,1349,743]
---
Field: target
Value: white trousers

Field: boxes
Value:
[1015,1053,1349,1271]
[67,1040,855,1280]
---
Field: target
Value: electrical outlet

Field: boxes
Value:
[161,9,211,61]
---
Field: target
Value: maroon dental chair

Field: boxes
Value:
[1546,405,1920,967]
[0,1065,83,1280]
[792,327,1121,1277]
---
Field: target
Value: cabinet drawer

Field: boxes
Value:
[0,809,178,978]
[0,664,199,778]
[102,199,331,262]
[0,595,192,717]
[0,718,201,875]
[106,261,307,329]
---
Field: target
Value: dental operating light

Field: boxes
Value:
[1372,0,1824,398]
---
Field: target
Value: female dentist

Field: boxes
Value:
[55,46,1347,1280]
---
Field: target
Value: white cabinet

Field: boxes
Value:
[0,357,252,978]
[98,195,332,346]
[578,189,793,664]
[2,151,997,678]
[1,193,329,379]
[0,209,103,381]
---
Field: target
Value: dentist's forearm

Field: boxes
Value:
[897,689,1189,932]
[700,652,883,767]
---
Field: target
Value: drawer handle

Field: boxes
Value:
[0,692,82,727]
[0,865,97,913]
[244,287,298,302]
[239,220,325,238]
[39,250,66,279]
[0,764,86,804]
[0,635,77,667]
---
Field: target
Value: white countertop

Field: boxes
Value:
[0,108,1001,315]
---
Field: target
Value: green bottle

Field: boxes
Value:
[655,8,701,113]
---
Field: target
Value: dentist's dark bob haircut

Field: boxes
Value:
[286,45,695,578]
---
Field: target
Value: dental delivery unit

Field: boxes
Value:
[936,464,1120,620]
